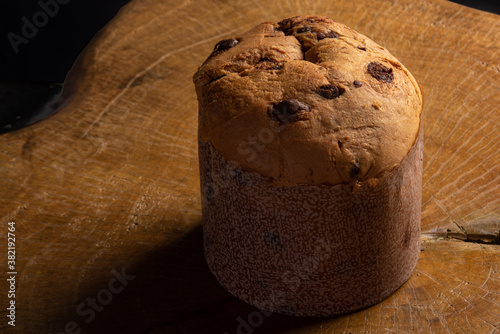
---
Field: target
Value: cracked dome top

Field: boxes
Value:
[193,15,423,186]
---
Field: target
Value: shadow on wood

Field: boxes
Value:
[52,224,325,334]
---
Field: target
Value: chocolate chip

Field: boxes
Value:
[206,38,239,60]
[317,30,339,40]
[205,74,225,85]
[317,84,345,99]
[277,16,336,36]
[268,100,311,125]
[230,168,246,186]
[367,62,394,83]
[350,162,361,179]
[205,182,215,201]
[214,38,239,52]
[297,26,313,33]
[256,280,266,288]
[278,306,295,316]
[403,228,411,247]
[338,140,343,149]
[333,259,358,272]
[353,80,362,88]
[305,16,335,24]
[357,46,367,51]
[277,18,295,35]
[264,232,282,248]
[255,58,285,71]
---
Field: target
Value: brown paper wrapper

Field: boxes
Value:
[198,123,423,317]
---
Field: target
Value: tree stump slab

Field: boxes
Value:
[0,0,499,332]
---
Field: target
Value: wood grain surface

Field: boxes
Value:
[0,0,499,333]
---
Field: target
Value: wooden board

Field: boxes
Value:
[1,0,499,332]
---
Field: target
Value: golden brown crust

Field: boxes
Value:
[193,15,423,186]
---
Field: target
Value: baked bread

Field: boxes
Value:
[194,15,423,316]
[193,15,422,186]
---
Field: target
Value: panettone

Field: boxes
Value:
[193,15,423,316]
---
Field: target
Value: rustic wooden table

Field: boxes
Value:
[1,0,499,333]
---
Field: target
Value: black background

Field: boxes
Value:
[0,0,498,82]
[0,0,498,133]
[0,0,131,82]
